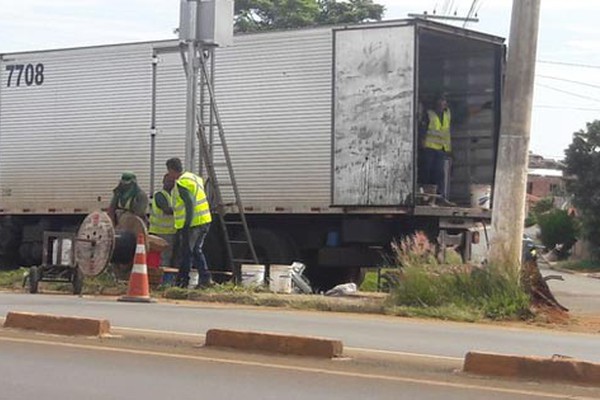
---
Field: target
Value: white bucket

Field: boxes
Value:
[241,264,265,287]
[269,264,293,294]
[470,184,491,209]
[188,269,199,289]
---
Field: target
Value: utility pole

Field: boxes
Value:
[489,0,541,268]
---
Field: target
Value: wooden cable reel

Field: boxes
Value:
[74,211,148,278]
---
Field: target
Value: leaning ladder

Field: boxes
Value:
[194,47,259,276]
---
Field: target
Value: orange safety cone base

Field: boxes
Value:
[118,233,155,303]
[117,295,156,303]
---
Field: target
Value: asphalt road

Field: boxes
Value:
[1,336,596,400]
[0,291,599,363]
[541,265,600,314]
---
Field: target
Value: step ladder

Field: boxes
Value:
[194,47,259,277]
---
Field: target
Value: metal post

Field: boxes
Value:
[489,0,541,268]
[150,55,158,196]
[184,41,198,172]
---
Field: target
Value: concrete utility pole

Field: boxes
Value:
[489,0,541,268]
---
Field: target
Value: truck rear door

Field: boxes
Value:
[332,24,415,206]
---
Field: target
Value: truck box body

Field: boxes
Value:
[0,20,505,280]
[0,20,504,216]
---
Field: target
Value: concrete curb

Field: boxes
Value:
[3,312,110,337]
[464,351,600,386]
[205,329,343,358]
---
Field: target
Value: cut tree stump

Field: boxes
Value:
[521,258,568,312]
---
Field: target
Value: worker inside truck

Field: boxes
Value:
[417,90,491,204]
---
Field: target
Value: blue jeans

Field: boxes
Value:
[176,223,211,286]
[419,148,450,197]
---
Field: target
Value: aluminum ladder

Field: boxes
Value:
[195,47,259,278]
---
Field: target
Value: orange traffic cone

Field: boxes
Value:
[118,233,155,303]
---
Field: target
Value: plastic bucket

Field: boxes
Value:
[241,264,265,287]
[470,184,491,209]
[269,264,293,294]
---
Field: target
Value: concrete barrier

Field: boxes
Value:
[3,312,110,337]
[205,329,343,358]
[464,351,600,386]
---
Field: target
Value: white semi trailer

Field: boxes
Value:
[0,19,504,289]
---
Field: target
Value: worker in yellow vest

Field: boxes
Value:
[418,91,491,201]
[149,173,177,266]
[166,157,213,288]
[418,91,452,200]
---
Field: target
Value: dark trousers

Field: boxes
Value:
[419,148,450,197]
[176,223,211,287]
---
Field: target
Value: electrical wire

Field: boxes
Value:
[537,60,600,69]
[536,83,600,103]
[537,75,600,90]
[534,105,600,112]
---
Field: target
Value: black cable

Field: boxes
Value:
[536,83,600,103]
[534,105,600,111]
[537,75,600,90]
[537,60,600,69]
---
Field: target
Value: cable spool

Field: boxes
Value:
[75,211,148,277]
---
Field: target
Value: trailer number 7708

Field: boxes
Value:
[4,63,45,87]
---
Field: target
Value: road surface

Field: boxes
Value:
[1,333,598,400]
[0,291,598,362]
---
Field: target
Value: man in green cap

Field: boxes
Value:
[107,172,149,224]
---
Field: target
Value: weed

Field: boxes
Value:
[387,232,532,321]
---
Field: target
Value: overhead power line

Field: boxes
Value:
[537,60,600,69]
[534,105,600,112]
[536,83,600,103]
[537,75,600,90]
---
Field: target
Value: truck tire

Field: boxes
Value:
[239,228,298,265]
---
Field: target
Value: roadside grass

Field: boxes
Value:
[385,265,531,321]
[554,259,600,272]
[386,232,532,321]
[359,270,379,292]
[0,246,532,323]
[0,268,28,289]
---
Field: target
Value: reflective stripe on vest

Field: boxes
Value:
[149,190,176,235]
[172,172,212,229]
[117,195,133,211]
[423,109,452,152]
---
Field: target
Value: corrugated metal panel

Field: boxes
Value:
[333,25,415,206]
[153,28,334,208]
[1,27,335,213]
[0,43,154,212]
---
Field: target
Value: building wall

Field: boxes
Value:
[526,175,565,199]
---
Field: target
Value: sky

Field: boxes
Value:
[1,0,599,160]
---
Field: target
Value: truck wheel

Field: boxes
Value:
[72,267,84,295]
[239,229,298,265]
[28,266,40,294]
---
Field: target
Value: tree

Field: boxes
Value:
[234,0,385,33]
[537,209,579,257]
[564,120,600,257]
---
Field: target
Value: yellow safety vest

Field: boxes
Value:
[149,190,176,235]
[172,172,212,229]
[423,109,452,153]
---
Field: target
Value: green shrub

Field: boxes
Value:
[537,209,579,253]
